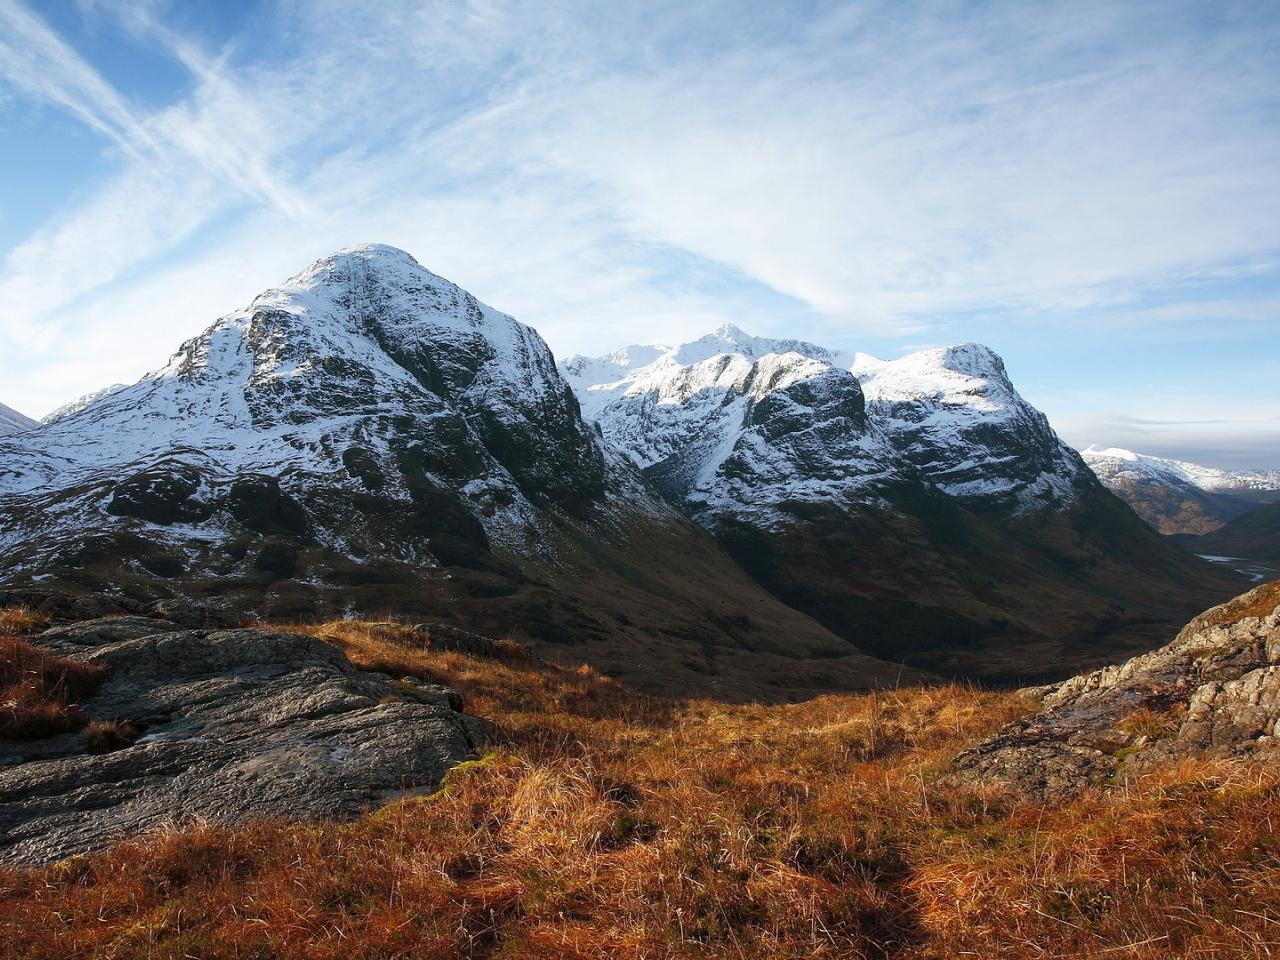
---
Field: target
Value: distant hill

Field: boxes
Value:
[1081,446,1280,535]
[1189,499,1280,561]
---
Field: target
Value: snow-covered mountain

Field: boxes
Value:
[1081,447,1280,535]
[849,344,1085,508]
[4,244,608,546]
[0,246,904,699]
[563,326,901,526]
[563,326,1085,522]
[564,327,1239,680]
[0,402,36,436]
[0,256,1245,687]
[1082,447,1280,495]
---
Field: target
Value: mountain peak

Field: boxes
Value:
[1083,445,1138,460]
[935,342,1007,379]
[278,243,439,296]
[670,324,834,366]
[329,242,424,266]
[850,342,1015,409]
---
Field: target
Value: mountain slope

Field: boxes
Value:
[40,384,128,425]
[0,402,35,436]
[565,329,1242,681]
[0,247,909,700]
[1081,446,1280,535]
[1189,500,1280,561]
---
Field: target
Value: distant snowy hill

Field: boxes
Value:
[564,328,1238,680]
[1081,447,1280,535]
[0,402,36,436]
[1082,447,1280,495]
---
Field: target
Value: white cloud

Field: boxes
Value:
[491,3,1280,323]
[0,0,153,152]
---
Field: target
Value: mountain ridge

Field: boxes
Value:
[0,245,1245,689]
[564,329,1242,680]
[0,402,36,436]
[0,245,917,700]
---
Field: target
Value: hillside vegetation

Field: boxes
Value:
[2,616,1279,958]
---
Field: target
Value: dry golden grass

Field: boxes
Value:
[0,605,50,637]
[1,617,1278,958]
[1,607,103,741]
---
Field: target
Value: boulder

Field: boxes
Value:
[955,580,1280,797]
[0,620,485,866]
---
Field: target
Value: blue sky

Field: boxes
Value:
[1,0,1278,468]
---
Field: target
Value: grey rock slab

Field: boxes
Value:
[0,625,485,866]
[954,581,1280,797]
[35,615,180,656]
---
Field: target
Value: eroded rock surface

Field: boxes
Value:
[955,581,1280,797]
[0,619,485,866]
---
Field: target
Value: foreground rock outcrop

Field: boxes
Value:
[955,581,1280,797]
[0,619,485,866]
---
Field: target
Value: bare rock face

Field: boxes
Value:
[0,619,485,866]
[955,581,1280,797]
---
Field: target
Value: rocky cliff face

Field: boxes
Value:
[850,343,1085,511]
[563,329,1084,522]
[565,326,902,527]
[0,248,908,700]
[955,580,1280,797]
[565,329,1242,680]
[1081,446,1280,535]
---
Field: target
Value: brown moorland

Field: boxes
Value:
[0,618,1278,958]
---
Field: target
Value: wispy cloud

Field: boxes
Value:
[0,0,154,153]
[0,0,312,350]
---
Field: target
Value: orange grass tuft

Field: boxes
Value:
[0,604,50,637]
[1,618,1278,957]
[0,632,104,741]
